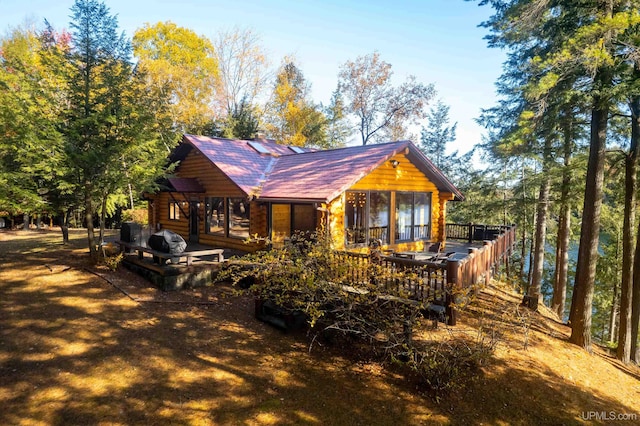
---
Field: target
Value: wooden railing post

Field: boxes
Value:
[445,258,461,326]
[483,240,492,285]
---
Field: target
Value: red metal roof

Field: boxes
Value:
[259,142,410,201]
[167,177,205,193]
[182,135,307,196]
[177,135,463,202]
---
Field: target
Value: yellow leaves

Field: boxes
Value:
[133,21,220,131]
[266,58,326,147]
[526,72,560,101]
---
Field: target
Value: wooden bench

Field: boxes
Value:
[117,241,224,266]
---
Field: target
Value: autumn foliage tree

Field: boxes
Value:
[133,21,219,135]
[265,59,327,147]
[337,51,435,145]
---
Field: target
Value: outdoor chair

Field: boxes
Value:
[426,242,441,253]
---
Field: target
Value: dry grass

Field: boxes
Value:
[1,228,639,425]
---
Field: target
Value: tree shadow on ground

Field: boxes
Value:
[1,233,638,425]
[440,356,637,426]
[0,240,440,425]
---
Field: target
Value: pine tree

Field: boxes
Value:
[64,0,169,258]
[420,100,457,170]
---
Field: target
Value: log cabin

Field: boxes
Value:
[146,134,463,253]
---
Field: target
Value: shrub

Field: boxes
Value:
[122,208,148,225]
[404,332,497,398]
[223,231,497,396]
[223,231,429,354]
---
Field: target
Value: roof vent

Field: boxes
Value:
[248,141,272,155]
[288,146,305,154]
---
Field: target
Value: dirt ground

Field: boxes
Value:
[1,228,639,425]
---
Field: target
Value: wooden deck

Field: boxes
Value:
[114,239,248,291]
[336,224,518,326]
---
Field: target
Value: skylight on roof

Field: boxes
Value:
[288,146,305,154]
[248,141,272,155]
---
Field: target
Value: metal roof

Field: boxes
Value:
[174,135,463,202]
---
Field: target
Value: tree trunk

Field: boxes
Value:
[552,114,573,321]
[529,136,553,304]
[99,194,107,247]
[527,209,536,291]
[609,280,619,344]
[617,94,639,363]
[128,183,135,210]
[60,210,70,244]
[85,184,97,260]
[569,93,609,352]
[520,161,527,281]
[23,213,29,230]
[632,216,640,363]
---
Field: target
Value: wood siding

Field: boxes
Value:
[329,153,444,251]
[149,150,265,252]
[438,192,455,249]
[149,150,452,253]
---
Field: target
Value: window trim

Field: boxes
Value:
[395,191,432,242]
[168,202,180,220]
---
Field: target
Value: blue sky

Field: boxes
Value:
[0,0,505,154]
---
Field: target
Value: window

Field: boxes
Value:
[395,193,413,241]
[205,197,225,235]
[228,198,250,239]
[346,191,367,245]
[413,193,431,240]
[292,204,316,234]
[369,192,390,243]
[169,202,180,220]
[395,192,431,241]
[345,191,390,245]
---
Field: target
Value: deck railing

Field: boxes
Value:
[333,223,517,325]
[328,251,448,304]
[445,222,514,243]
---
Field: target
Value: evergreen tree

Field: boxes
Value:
[214,95,261,140]
[420,100,457,170]
[477,0,640,353]
[419,99,472,185]
[64,0,169,258]
[324,89,350,148]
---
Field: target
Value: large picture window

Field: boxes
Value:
[413,193,431,240]
[345,191,390,245]
[369,192,390,242]
[395,192,431,241]
[205,197,225,235]
[228,198,250,239]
